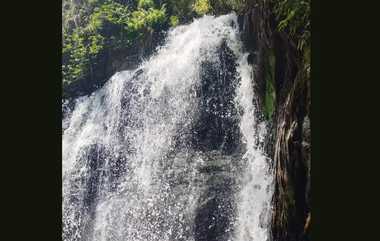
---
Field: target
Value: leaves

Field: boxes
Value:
[63,0,167,85]
[138,0,154,9]
[274,0,310,51]
[127,7,166,32]
[193,0,211,15]
[169,15,179,27]
[89,34,105,55]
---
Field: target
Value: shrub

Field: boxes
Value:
[193,0,211,15]
[274,0,310,51]
[138,0,154,9]
[62,0,166,85]
[169,15,179,27]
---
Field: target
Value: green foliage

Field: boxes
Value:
[208,0,249,14]
[193,0,211,15]
[89,34,105,55]
[274,0,310,51]
[227,0,248,11]
[63,30,91,84]
[127,6,166,33]
[61,0,266,85]
[169,15,179,27]
[62,0,312,88]
[63,0,167,85]
[95,1,130,25]
[165,0,195,21]
[84,0,133,44]
[164,0,242,21]
[138,0,154,9]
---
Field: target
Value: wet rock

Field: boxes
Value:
[191,41,241,155]
[237,3,311,241]
[193,152,240,241]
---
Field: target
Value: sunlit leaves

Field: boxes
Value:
[63,0,167,85]
[169,15,179,27]
[193,0,211,15]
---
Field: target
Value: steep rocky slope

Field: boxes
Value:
[237,1,311,241]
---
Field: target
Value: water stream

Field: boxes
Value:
[63,14,273,241]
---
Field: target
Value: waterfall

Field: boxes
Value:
[63,14,273,241]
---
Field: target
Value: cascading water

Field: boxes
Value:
[63,14,273,241]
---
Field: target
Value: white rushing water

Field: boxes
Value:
[63,14,273,241]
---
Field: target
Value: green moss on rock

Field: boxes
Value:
[264,48,276,120]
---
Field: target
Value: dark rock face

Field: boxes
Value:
[64,144,128,241]
[194,176,235,241]
[64,144,106,241]
[190,42,242,241]
[191,41,242,155]
[238,5,274,113]
[237,3,311,241]
[193,152,240,241]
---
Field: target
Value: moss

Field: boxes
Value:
[264,48,276,120]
